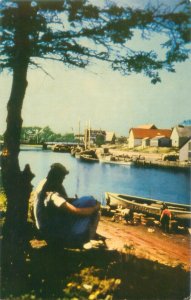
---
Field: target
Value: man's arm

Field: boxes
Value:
[47,192,100,216]
[160,211,164,221]
[60,201,100,216]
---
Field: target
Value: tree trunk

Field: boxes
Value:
[0,3,35,294]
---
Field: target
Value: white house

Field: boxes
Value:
[105,132,116,144]
[171,125,191,148]
[179,138,191,161]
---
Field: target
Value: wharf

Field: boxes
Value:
[106,149,190,169]
[133,159,191,169]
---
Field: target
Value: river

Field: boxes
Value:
[1,147,184,205]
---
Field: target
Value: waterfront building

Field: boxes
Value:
[171,125,191,148]
[84,128,115,148]
[128,128,172,148]
[179,138,191,162]
[150,136,171,147]
[105,132,116,144]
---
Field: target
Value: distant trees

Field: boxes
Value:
[117,136,128,144]
[20,126,41,143]
[20,126,75,143]
[95,133,105,147]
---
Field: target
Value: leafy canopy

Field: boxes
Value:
[0,0,190,83]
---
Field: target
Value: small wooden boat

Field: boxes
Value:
[100,154,133,166]
[105,192,191,224]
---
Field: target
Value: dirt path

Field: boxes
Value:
[97,216,191,271]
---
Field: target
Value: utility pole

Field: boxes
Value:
[84,122,87,150]
[88,120,91,149]
[78,120,81,145]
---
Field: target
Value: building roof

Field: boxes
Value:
[105,131,115,142]
[180,137,191,149]
[136,124,157,129]
[174,126,191,137]
[130,128,172,139]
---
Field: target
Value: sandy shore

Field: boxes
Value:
[97,216,191,271]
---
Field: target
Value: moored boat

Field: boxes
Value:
[105,192,191,224]
[80,154,99,163]
[100,157,133,166]
[100,154,133,165]
[71,146,84,157]
[52,144,71,153]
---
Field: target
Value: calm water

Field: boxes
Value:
[12,148,190,205]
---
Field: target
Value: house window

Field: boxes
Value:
[188,141,191,151]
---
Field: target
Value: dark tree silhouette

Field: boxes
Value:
[0,0,190,284]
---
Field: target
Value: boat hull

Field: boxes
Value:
[105,192,191,224]
[80,154,99,163]
[100,159,133,166]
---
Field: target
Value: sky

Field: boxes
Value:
[0,0,190,137]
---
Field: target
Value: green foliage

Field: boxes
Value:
[63,133,75,142]
[0,0,190,83]
[117,136,127,144]
[64,266,121,299]
[95,134,105,147]
[20,126,75,143]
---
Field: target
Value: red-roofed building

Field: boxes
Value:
[128,128,172,148]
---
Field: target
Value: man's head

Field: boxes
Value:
[162,202,168,209]
[51,163,69,176]
[47,163,69,183]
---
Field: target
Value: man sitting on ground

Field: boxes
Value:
[33,163,100,247]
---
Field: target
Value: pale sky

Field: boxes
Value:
[0,0,190,137]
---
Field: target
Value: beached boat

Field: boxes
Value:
[105,192,191,223]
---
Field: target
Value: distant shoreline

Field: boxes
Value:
[2,144,189,170]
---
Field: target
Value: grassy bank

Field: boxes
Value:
[2,240,190,300]
[0,192,190,299]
